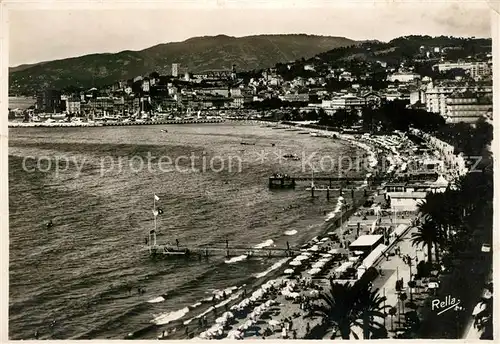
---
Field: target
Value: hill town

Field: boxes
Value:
[8,35,492,128]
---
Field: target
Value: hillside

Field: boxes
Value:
[9,34,357,95]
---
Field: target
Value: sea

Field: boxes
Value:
[8,122,368,339]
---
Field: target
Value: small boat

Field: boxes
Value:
[240,142,256,146]
[283,154,300,161]
[161,129,168,133]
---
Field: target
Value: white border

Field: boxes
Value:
[1,1,498,343]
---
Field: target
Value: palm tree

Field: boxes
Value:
[411,218,438,265]
[307,281,388,339]
[357,287,391,339]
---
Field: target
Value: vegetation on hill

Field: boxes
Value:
[9,34,356,95]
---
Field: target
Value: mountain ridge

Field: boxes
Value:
[9,34,358,94]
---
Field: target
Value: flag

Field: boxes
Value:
[154,194,160,201]
[153,209,159,216]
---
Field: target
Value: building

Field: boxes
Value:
[424,80,492,117]
[434,61,489,73]
[281,93,310,102]
[172,63,180,77]
[387,72,421,83]
[383,177,449,212]
[349,235,384,256]
[321,95,366,111]
[36,90,62,113]
[445,92,492,123]
[65,97,81,114]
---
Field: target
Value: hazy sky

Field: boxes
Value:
[8,1,491,67]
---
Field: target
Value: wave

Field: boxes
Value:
[324,197,345,222]
[284,230,297,236]
[253,258,290,279]
[224,255,248,264]
[147,296,166,304]
[152,307,190,325]
[253,239,274,249]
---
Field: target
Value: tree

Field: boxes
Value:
[307,281,388,339]
[411,218,439,265]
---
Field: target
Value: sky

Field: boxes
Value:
[8,1,492,67]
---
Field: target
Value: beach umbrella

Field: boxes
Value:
[308,245,320,252]
[289,260,302,266]
[472,302,486,316]
[308,268,322,275]
[284,268,295,274]
[268,319,280,326]
[312,262,325,269]
[295,255,310,261]
[428,282,439,289]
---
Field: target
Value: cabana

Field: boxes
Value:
[357,244,388,279]
[349,235,383,255]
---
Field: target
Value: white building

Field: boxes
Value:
[387,72,421,83]
[172,63,180,77]
[424,80,492,117]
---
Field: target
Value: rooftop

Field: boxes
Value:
[349,235,383,248]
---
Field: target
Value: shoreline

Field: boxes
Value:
[8,118,225,128]
[148,125,399,340]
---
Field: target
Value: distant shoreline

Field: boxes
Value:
[8,118,226,128]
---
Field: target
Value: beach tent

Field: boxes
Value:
[357,244,388,279]
[392,224,410,238]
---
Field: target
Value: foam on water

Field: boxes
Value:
[224,255,248,264]
[152,307,190,325]
[253,239,274,249]
[254,258,290,279]
[147,296,166,304]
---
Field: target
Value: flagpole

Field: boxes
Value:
[153,194,157,233]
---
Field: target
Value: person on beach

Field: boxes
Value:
[34,330,39,339]
[306,323,310,335]
[222,290,227,299]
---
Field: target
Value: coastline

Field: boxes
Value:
[8,118,225,128]
[145,124,400,340]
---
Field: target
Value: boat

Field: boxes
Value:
[240,142,256,146]
[283,154,300,161]
[161,129,168,133]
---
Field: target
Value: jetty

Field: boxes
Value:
[268,174,384,189]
